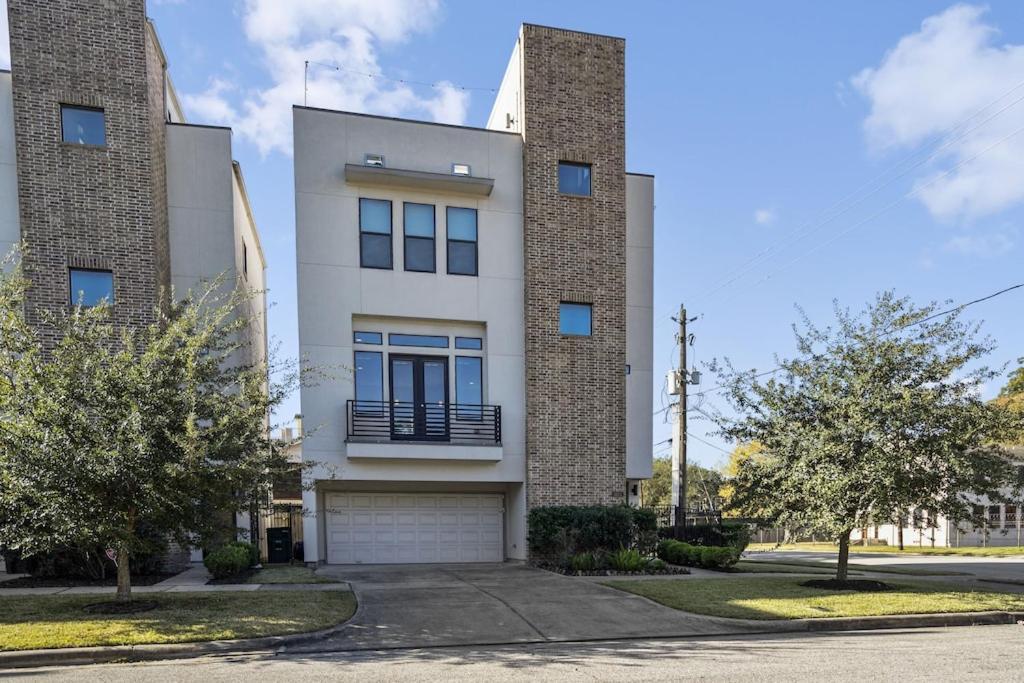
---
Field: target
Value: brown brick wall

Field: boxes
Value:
[520,25,628,509]
[7,0,168,340]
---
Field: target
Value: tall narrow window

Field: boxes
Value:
[558,161,591,196]
[61,105,106,146]
[359,198,392,269]
[456,356,483,419]
[447,207,478,276]
[354,350,383,414]
[69,269,114,307]
[559,302,592,336]
[403,203,435,272]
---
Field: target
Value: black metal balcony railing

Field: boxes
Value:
[346,400,501,445]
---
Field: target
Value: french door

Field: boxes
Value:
[389,355,449,440]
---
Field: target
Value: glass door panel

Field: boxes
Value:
[390,358,415,437]
[389,355,449,440]
[423,360,448,438]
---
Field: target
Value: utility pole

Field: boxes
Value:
[670,304,688,536]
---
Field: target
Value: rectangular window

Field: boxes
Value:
[353,331,383,345]
[388,333,449,348]
[359,198,392,269]
[61,105,106,146]
[559,302,592,336]
[454,336,483,350]
[558,161,591,196]
[403,202,435,272]
[69,269,114,307]
[447,207,478,276]
[456,356,483,420]
[354,350,383,413]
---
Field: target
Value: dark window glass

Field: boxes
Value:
[353,331,382,344]
[456,356,483,420]
[446,207,478,276]
[354,351,383,413]
[558,162,591,196]
[61,105,106,146]
[359,198,392,269]
[455,336,482,350]
[559,302,592,336]
[403,203,435,272]
[388,333,449,348]
[69,269,113,307]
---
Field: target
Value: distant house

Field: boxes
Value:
[852,446,1024,548]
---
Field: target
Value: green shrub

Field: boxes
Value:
[658,523,751,553]
[644,557,667,571]
[528,505,658,563]
[699,546,740,570]
[226,540,259,567]
[608,547,645,572]
[204,545,250,579]
[570,552,599,572]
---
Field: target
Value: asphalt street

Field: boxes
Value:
[14,625,1024,682]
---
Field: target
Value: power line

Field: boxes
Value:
[687,431,732,455]
[693,280,1024,397]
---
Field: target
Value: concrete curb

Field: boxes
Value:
[1,605,1020,670]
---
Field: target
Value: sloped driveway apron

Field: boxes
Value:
[290,563,762,652]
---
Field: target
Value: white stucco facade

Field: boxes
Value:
[293,98,655,564]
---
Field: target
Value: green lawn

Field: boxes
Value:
[605,576,1024,620]
[746,542,1024,557]
[733,560,854,575]
[242,565,339,585]
[0,590,356,651]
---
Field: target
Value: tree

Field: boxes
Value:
[642,456,723,510]
[994,358,1024,445]
[714,292,1023,582]
[0,258,300,601]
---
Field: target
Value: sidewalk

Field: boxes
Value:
[0,563,350,596]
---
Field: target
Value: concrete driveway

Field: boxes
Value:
[293,563,760,651]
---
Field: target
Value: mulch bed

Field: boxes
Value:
[534,563,690,577]
[0,572,180,589]
[82,600,159,615]
[801,578,894,592]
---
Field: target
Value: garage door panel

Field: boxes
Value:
[326,492,504,564]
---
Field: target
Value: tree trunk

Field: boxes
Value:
[116,549,131,602]
[836,530,851,582]
[897,523,904,551]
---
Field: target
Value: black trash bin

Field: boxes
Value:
[266,527,292,564]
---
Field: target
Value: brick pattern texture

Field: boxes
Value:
[520,25,627,509]
[7,0,169,342]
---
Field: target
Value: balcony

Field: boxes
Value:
[345,400,503,462]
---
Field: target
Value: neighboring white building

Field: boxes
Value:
[294,24,655,565]
[852,447,1024,548]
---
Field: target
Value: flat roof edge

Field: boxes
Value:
[293,105,522,137]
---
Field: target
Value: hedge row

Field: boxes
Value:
[527,505,658,562]
[658,523,751,552]
[657,539,740,570]
[204,541,259,579]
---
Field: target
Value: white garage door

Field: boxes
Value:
[325,492,504,564]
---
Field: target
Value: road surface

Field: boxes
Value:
[15,625,1024,682]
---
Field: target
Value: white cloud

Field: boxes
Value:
[753,208,776,226]
[183,0,469,157]
[0,0,9,71]
[942,231,1014,257]
[852,4,1024,221]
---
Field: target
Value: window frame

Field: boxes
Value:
[558,161,592,197]
[60,104,107,146]
[388,333,450,348]
[454,336,483,350]
[402,202,436,273]
[455,355,484,421]
[353,350,385,416]
[358,198,394,270]
[559,302,593,337]
[68,267,114,308]
[446,206,478,277]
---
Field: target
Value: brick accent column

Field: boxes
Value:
[7,0,169,342]
[520,25,627,509]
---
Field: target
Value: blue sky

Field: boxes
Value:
[4,1,1024,468]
